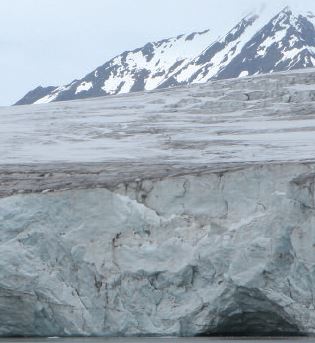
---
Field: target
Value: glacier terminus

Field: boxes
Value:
[1,69,315,336]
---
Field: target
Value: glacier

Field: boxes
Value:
[1,69,315,336]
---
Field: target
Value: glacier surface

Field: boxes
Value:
[3,69,315,165]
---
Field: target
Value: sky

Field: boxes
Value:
[1,0,315,106]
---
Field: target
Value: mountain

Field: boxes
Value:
[16,6,315,105]
[16,29,214,105]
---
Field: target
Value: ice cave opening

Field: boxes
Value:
[201,288,302,337]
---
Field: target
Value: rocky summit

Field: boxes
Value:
[16,6,315,105]
[1,69,315,337]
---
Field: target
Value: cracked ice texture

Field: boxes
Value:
[1,163,315,336]
[3,69,315,165]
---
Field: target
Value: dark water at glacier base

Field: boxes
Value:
[0,337,313,343]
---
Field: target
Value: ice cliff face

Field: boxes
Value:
[1,162,315,336]
[16,6,315,105]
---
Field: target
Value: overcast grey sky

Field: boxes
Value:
[1,0,315,106]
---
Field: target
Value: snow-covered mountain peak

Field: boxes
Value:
[274,3,315,21]
[16,6,315,105]
[272,5,311,26]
